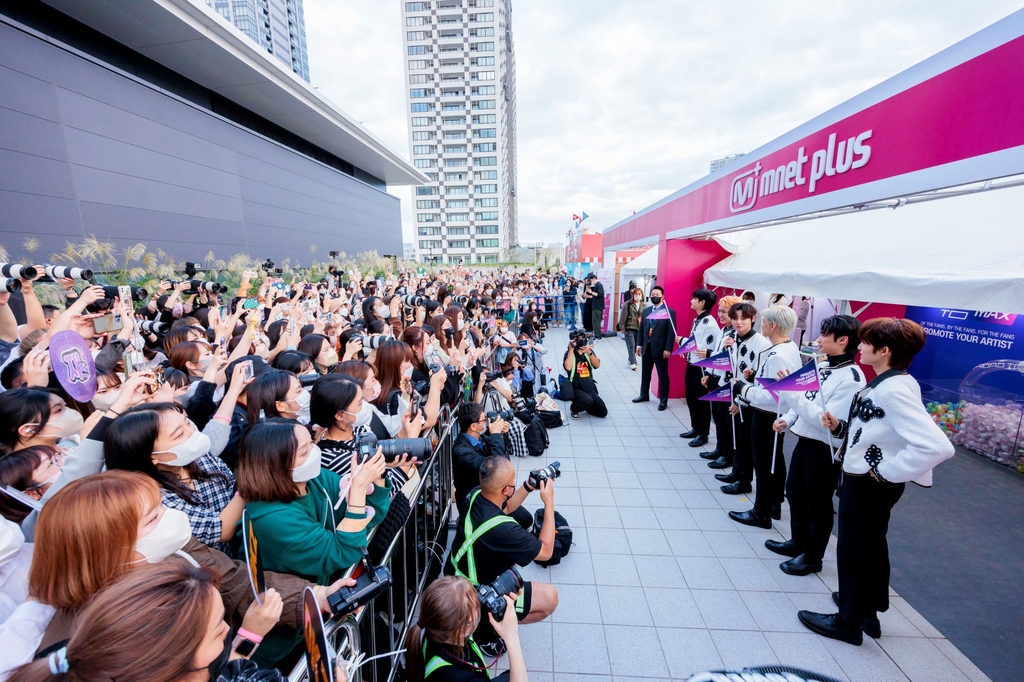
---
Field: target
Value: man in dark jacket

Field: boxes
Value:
[633,286,677,411]
[583,273,604,337]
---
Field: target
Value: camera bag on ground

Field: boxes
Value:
[532,509,573,566]
[534,392,565,428]
[522,416,549,456]
[557,374,575,401]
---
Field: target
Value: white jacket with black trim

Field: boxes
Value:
[710,326,736,382]
[735,339,802,413]
[688,312,722,364]
[780,357,865,446]
[836,371,954,486]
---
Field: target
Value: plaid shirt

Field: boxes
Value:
[318,427,411,493]
[161,453,235,553]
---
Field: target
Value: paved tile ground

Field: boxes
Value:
[494,327,990,682]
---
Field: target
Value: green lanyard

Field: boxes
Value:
[423,638,490,679]
[451,490,518,585]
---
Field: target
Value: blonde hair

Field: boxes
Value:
[761,306,797,336]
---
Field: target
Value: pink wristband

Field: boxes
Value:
[212,415,231,424]
[237,628,263,643]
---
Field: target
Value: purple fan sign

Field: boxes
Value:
[48,331,96,403]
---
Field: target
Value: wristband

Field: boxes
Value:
[237,628,264,644]
[523,478,536,492]
[212,415,231,424]
[344,509,368,520]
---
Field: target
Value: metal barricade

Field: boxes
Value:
[519,294,576,329]
[287,403,459,682]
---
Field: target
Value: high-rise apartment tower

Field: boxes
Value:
[401,0,518,264]
[207,0,310,82]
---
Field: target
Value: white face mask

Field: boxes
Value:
[339,307,349,317]
[363,380,381,402]
[295,389,311,425]
[0,517,25,568]
[403,366,414,378]
[135,507,192,563]
[92,389,121,412]
[153,424,211,467]
[29,408,85,441]
[351,402,374,429]
[292,445,322,483]
[376,305,391,319]
[457,320,465,331]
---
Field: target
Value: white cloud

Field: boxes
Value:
[303,0,1022,245]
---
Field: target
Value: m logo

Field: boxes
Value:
[729,163,761,213]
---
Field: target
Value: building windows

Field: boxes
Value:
[411,103,432,112]
[476,224,499,234]
[408,45,430,55]
[475,211,498,220]
[476,184,497,193]
[426,172,440,181]
[470,42,494,52]
[444,159,467,168]
[410,88,434,98]
[448,213,470,221]
[417,213,440,222]
[443,145,466,154]
[476,156,497,166]
[476,239,499,248]
[419,227,441,236]
[443,131,466,140]
[471,85,495,95]
[408,59,431,69]
[472,100,495,110]
[447,186,469,195]
[409,74,431,84]
[441,103,465,111]
[475,198,498,207]
[416,186,440,195]
[471,71,495,80]
[471,57,495,66]
[473,143,496,152]
[406,15,428,26]
[417,200,441,209]
[446,199,469,207]
[411,116,432,126]
[469,13,494,21]
[407,31,430,40]
[445,173,468,181]
[414,159,436,168]
[448,227,470,235]
[443,117,466,125]
[473,114,496,124]
[420,240,442,249]
[474,128,496,138]
[470,0,494,7]
[449,240,470,249]
[412,131,434,141]
[470,27,494,36]
[406,2,429,11]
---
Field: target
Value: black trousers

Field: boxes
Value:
[684,365,711,436]
[837,474,905,625]
[710,399,735,462]
[786,436,840,562]
[639,348,670,402]
[571,387,608,418]
[591,308,604,336]
[731,404,753,484]
[751,408,786,518]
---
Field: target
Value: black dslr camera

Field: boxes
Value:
[528,461,561,489]
[327,548,392,617]
[477,567,523,620]
[569,330,595,348]
[427,362,457,376]
[483,369,505,382]
[354,432,432,463]
[487,408,514,422]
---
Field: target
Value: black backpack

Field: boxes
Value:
[532,509,573,567]
[522,417,549,456]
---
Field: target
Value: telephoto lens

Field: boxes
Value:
[191,280,224,294]
[327,549,392,617]
[528,461,562,489]
[0,263,38,280]
[401,294,424,307]
[484,369,504,381]
[486,408,514,422]
[1,278,22,293]
[377,437,432,462]
[452,295,469,305]
[44,265,94,281]
[138,320,168,334]
[476,568,523,620]
[359,334,386,351]
[100,285,149,302]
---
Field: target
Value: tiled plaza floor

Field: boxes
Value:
[497,326,990,682]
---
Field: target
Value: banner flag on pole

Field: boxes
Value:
[771,359,821,393]
[671,335,698,356]
[699,384,734,402]
[581,211,589,222]
[693,350,733,370]
[756,377,781,403]
[647,307,671,320]
[572,214,581,222]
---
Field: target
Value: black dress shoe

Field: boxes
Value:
[798,611,863,645]
[831,592,881,638]
[780,554,822,576]
[707,456,733,469]
[679,428,698,438]
[632,396,650,403]
[688,435,709,447]
[728,509,772,529]
[771,504,781,520]
[657,402,667,411]
[700,449,719,460]
[764,539,801,558]
[720,481,751,494]
[715,472,738,483]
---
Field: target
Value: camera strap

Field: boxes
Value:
[452,491,518,585]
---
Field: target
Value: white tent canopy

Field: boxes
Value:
[619,245,659,277]
[704,185,1024,314]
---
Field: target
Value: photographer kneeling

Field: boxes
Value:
[562,331,607,420]
[445,458,559,653]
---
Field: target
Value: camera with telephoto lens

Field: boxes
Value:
[138,320,168,334]
[477,567,523,620]
[528,461,561,489]
[327,548,392,617]
[101,285,149,302]
[183,262,205,278]
[44,265,94,281]
[427,362,457,376]
[484,370,504,382]
[0,263,38,280]
[261,258,275,274]
[402,294,424,307]
[569,330,594,348]
[452,295,469,305]
[354,432,432,463]
[486,408,514,422]
[1,278,21,293]
[358,334,387,351]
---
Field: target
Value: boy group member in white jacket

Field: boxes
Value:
[697,296,742,470]
[799,317,954,646]
[677,289,722,447]
[729,306,803,529]
[769,315,865,576]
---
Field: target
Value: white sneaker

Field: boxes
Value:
[631,364,637,371]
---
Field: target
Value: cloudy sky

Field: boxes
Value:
[302,0,1022,245]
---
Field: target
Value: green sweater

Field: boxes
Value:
[245,469,392,585]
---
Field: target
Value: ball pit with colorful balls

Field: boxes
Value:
[926,400,964,438]
[944,400,1024,470]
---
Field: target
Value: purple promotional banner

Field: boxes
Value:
[672,336,698,356]
[648,306,671,320]
[48,331,96,403]
[693,350,733,370]
[756,377,781,403]
[771,359,821,393]
[699,384,734,402]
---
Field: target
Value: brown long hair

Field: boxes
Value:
[428,314,453,353]
[29,471,160,610]
[10,562,222,682]
[401,326,430,373]
[443,306,465,347]
[374,340,413,411]
[403,576,480,682]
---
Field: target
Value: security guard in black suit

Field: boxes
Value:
[632,285,677,411]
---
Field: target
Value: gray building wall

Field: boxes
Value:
[0,18,400,267]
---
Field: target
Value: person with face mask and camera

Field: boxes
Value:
[444,457,559,655]
[562,330,606,420]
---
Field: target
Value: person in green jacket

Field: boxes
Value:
[236,418,392,585]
